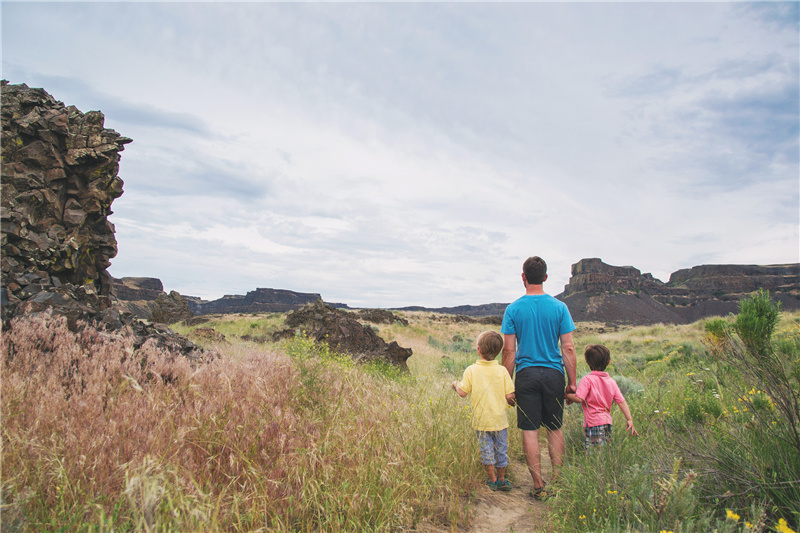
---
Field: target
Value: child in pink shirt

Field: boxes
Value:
[566,344,638,448]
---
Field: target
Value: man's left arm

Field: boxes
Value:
[502,334,516,378]
[560,331,577,394]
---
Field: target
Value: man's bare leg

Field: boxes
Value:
[547,428,565,483]
[522,429,545,489]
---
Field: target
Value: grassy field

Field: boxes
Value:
[2,293,799,532]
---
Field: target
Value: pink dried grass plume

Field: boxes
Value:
[2,313,310,526]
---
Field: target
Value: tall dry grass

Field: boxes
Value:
[2,311,481,531]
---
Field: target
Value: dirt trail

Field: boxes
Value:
[464,448,552,533]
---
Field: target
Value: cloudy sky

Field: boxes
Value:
[3,2,798,308]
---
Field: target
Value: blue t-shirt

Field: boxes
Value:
[501,294,575,373]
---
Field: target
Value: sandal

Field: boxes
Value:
[485,478,498,491]
[530,483,550,501]
[496,479,512,492]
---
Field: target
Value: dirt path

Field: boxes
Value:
[416,442,554,533]
[464,447,552,533]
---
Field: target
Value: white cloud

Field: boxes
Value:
[3,2,797,308]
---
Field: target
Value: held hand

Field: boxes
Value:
[566,383,577,395]
[451,381,458,391]
[626,420,639,436]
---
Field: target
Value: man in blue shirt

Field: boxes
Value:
[501,256,577,500]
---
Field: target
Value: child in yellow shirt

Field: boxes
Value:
[452,331,516,491]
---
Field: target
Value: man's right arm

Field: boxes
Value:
[502,334,516,378]
[560,331,577,394]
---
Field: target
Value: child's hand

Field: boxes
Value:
[626,420,639,436]
[451,381,458,391]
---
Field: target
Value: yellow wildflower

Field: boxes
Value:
[778,518,797,533]
[726,509,740,521]
[607,490,618,494]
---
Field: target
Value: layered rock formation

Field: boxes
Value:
[1,81,130,325]
[110,277,165,319]
[187,288,323,315]
[1,82,199,355]
[559,258,800,325]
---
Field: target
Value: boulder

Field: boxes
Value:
[274,300,412,370]
[151,291,194,325]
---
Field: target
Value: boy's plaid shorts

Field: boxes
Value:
[584,424,613,449]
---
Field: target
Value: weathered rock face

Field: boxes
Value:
[151,291,195,325]
[111,276,165,319]
[274,300,413,370]
[1,82,200,356]
[559,258,800,325]
[561,258,665,296]
[112,277,164,301]
[1,82,130,324]
[188,288,323,315]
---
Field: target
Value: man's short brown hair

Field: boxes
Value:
[523,256,547,285]
[477,331,504,360]
[584,344,611,371]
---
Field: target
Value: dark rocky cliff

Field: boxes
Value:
[187,287,322,315]
[1,82,199,355]
[558,258,800,325]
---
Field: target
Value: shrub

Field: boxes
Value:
[689,290,800,526]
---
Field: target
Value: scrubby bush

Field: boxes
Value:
[691,290,800,527]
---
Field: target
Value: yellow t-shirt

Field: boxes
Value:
[458,359,515,431]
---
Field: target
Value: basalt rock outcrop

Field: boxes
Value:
[273,300,413,370]
[1,82,200,356]
[151,291,195,325]
[110,276,165,319]
[558,258,800,325]
[187,288,323,315]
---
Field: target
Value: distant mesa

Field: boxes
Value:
[557,258,800,325]
[112,256,800,328]
[186,287,325,315]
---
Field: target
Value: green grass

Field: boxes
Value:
[2,304,798,532]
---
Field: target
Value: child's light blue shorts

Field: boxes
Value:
[476,428,509,467]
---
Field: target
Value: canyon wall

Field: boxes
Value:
[558,258,800,325]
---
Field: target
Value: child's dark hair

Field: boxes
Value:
[584,344,611,371]
[477,331,504,360]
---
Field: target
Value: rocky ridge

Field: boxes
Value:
[558,258,800,325]
[186,287,323,315]
[1,82,199,355]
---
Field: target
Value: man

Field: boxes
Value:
[501,256,577,501]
